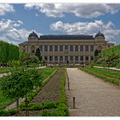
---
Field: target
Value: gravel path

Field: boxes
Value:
[66,68,120,116]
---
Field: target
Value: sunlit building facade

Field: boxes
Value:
[19,31,114,64]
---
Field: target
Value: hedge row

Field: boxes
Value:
[102,44,120,57]
[79,67,120,86]
[0,41,19,63]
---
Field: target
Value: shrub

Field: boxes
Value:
[0,110,9,116]
[29,104,43,110]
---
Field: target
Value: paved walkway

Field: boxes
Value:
[66,68,120,116]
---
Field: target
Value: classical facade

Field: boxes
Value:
[19,31,114,64]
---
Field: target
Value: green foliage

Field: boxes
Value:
[101,45,120,67]
[0,109,18,116]
[19,52,29,59]
[94,49,99,57]
[35,48,42,61]
[0,41,19,63]
[41,103,69,116]
[79,67,120,86]
[102,45,120,57]
[20,54,39,66]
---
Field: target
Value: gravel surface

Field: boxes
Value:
[66,68,120,116]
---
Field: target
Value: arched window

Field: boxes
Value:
[31,46,35,53]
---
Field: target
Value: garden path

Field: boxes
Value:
[66,68,120,116]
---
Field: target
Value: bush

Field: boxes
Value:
[29,104,43,110]
[41,103,69,116]
[0,109,18,116]
[0,110,9,116]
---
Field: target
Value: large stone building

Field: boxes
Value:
[19,31,114,64]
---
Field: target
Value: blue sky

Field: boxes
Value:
[0,3,120,45]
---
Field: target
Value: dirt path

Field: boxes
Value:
[66,68,120,116]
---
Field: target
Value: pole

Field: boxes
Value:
[73,97,75,109]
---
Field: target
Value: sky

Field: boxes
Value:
[0,2,120,46]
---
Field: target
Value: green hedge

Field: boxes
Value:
[0,41,19,63]
[102,44,120,57]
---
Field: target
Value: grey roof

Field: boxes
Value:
[95,31,105,38]
[39,35,94,40]
[28,31,38,38]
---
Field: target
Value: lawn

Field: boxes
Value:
[85,67,120,79]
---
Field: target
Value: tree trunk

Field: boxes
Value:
[25,95,29,116]
[16,99,19,109]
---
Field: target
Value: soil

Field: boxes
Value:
[30,69,64,104]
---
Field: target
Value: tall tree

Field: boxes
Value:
[94,49,99,57]
[35,48,42,61]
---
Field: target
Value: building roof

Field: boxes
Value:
[28,31,38,38]
[39,35,94,40]
[95,31,105,38]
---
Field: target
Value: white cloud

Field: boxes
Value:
[0,4,15,16]
[24,3,120,18]
[0,35,19,46]
[0,19,43,45]
[35,13,39,16]
[0,19,23,32]
[50,20,120,41]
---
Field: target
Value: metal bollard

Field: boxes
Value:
[73,97,75,109]
[68,82,70,90]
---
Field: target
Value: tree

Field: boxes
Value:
[1,68,42,116]
[94,49,99,57]
[35,48,42,61]
[20,54,39,66]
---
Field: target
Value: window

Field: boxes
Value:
[70,45,73,51]
[44,45,48,51]
[65,56,68,61]
[39,45,42,51]
[60,45,63,51]
[55,45,58,51]
[85,56,89,61]
[75,45,78,51]
[44,56,47,61]
[90,45,94,51]
[55,56,58,61]
[91,56,94,61]
[80,45,84,51]
[50,45,53,51]
[70,56,73,61]
[80,56,83,61]
[50,56,53,61]
[85,45,89,51]
[65,45,68,50]
[75,56,78,61]
[60,56,63,61]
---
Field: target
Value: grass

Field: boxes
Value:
[85,67,120,79]
[79,67,120,86]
